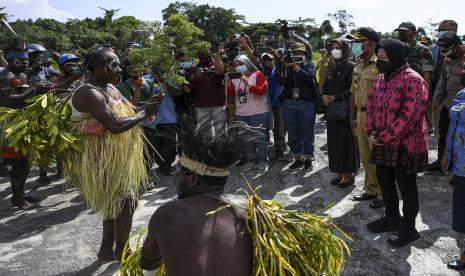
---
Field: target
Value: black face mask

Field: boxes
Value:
[398,33,410,43]
[376,60,395,74]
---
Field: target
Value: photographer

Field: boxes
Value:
[190,47,226,134]
[276,42,317,171]
[228,55,269,173]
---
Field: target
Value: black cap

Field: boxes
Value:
[437,33,463,49]
[346,27,380,43]
[395,22,416,32]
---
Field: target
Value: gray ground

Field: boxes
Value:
[1,117,465,276]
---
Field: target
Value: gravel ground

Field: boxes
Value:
[1,117,465,276]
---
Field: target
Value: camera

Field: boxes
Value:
[225,41,239,50]
[282,49,294,63]
[227,72,242,79]
[276,19,298,40]
[198,67,215,78]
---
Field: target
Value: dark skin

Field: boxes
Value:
[141,169,253,275]
[72,49,163,260]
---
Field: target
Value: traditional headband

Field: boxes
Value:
[5,51,29,61]
[179,155,230,177]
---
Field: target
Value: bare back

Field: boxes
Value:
[142,194,253,276]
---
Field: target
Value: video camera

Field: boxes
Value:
[227,72,242,79]
[276,19,298,40]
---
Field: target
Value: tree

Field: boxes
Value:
[327,10,355,35]
[162,1,244,46]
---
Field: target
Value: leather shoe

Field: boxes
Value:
[369,198,384,209]
[338,177,355,188]
[331,177,342,186]
[448,258,465,270]
[353,192,377,201]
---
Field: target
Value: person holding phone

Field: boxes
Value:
[227,55,269,172]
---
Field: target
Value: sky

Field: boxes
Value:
[3,0,465,35]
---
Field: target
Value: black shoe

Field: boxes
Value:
[369,198,384,209]
[448,256,465,270]
[338,177,355,188]
[331,177,342,186]
[304,160,313,171]
[353,192,377,201]
[235,159,248,167]
[387,225,419,247]
[367,216,401,233]
[426,160,441,172]
[289,160,304,171]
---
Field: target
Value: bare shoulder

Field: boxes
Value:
[72,85,106,111]
[151,200,192,227]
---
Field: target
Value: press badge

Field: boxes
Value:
[292,88,300,98]
[239,93,247,103]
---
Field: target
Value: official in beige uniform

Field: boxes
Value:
[347,27,384,209]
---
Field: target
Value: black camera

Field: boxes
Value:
[283,49,294,63]
[227,72,242,79]
[198,67,215,78]
[276,19,298,40]
[225,41,239,50]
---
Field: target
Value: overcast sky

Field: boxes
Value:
[3,0,464,35]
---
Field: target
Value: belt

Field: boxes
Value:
[359,107,367,112]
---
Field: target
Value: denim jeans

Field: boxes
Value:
[236,112,269,163]
[282,99,316,159]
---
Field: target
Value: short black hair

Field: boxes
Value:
[83,44,114,72]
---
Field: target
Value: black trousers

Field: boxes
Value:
[144,124,177,171]
[438,106,450,160]
[4,157,30,198]
[376,165,419,224]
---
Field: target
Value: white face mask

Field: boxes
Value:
[235,65,248,74]
[293,55,305,64]
[331,49,343,60]
[437,31,454,39]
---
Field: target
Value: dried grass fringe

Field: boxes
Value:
[63,102,149,220]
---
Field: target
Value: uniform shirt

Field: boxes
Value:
[407,42,434,75]
[351,54,378,110]
[28,65,59,85]
[432,55,465,109]
[317,53,333,91]
[445,89,465,177]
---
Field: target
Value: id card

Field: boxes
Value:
[239,93,247,103]
[292,88,300,98]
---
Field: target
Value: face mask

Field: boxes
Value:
[398,33,410,43]
[437,31,452,39]
[352,43,363,58]
[376,60,394,74]
[235,65,248,74]
[460,73,465,87]
[331,49,343,60]
[293,55,305,64]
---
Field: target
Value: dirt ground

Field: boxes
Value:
[1,118,465,276]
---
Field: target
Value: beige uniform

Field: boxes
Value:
[318,53,333,92]
[351,54,380,197]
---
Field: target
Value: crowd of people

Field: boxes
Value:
[1,17,465,274]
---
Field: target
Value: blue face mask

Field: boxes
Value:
[352,43,363,58]
[235,65,248,74]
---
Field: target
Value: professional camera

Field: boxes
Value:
[282,49,294,63]
[197,67,215,78]
[276,19,298,40]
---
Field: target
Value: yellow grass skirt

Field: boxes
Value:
[63,102,149,220]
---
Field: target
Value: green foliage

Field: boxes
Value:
[128,14,210,85]
[162,1,244,45]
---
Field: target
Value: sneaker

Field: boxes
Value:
[304,160,313,171]
[367,216,401,233]
[289,160,304,171]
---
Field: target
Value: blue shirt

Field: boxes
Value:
[267,69,282,108]
[446,89,465,177]
[28,66,59,85]
[141,74,178,128]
